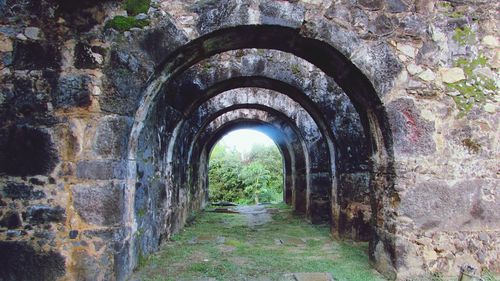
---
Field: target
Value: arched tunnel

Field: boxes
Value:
[1,1,498,280]
[126,25,396,279]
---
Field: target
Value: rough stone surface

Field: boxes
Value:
[0,0,499,280]
[26,205,65,224]
[3,182,45,200]
[74,42,105,69]
[0,241,66,281]
[417,69,436,81]
[0,210,22,229]
[72,182,125,226]
[76,160,128,180]
[92,116,133,159]
[12,41,60,70]
[0,126,58,176]
[387,98,436,155]
[24,27,41,40]
[0,33,13,52]
[53,74,92,108]
[400,180,499,231]
[440,67,466,83]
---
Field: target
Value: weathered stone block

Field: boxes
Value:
[101,49,150,116]
[71,248,107,281]
[194,0,244,34]
[259,1,305,28]
[56,0,110,32]
[0,241,65,281]
[92,116,133,159]
[53,74,92,108]
[27,205,65,224]
[387,0,409,13]
[369,15,395,35]
[139,20,188,65]
[350,42,402,96]
[72,182,125,226]
[12,41,60,70]
[358,0,384,10]
[0,126,58,176]
[76,160,128,180]
[74,42,105,69]
[399,179,500,231]
[3,182,45,200]
[339,172,370,202]
[1,72,57,124]
[0,210,22,229]
[386,98,436,155]
[397,14,427,37]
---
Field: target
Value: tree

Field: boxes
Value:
[208,142,283,204]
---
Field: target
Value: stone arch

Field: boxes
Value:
[126,24,398,278]
[200,113,309,213]
[161,49,372,234]
[186,101,327,219]
[203,121,295,206]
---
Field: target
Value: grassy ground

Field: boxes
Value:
[131,203,387,281]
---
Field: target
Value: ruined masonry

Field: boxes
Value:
[0,0,498,280]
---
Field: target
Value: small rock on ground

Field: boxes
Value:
[281,272,336,281]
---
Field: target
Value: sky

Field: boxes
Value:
[218,129,275,153]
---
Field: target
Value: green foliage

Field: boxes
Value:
[208,143,283,204]
[447,26,498,117]
[105,16,149,32]
[452,26,475,46]
[437,2,452,9]
[482,270,500,281]
[455,54,488,76]
[124,0,150,16]
[446,55,497,117]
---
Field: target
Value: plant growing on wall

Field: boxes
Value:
[104,0,151,32]
[446,26,499,117]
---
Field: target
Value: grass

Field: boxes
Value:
[132,203,386,281]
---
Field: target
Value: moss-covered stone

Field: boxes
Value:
[124,0,150,16]
[105,16,149,32]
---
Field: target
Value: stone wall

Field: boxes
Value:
[0,0,498,280]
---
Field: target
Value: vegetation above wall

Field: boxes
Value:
[208,143,283,204]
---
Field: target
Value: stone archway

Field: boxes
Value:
[125,24,397,279]
[202,118,306,212]
[2,1,498,280]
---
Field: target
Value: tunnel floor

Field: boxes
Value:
[131,204,386,281]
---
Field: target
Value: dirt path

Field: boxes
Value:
[131,204,386,281]
[233,205,272,227]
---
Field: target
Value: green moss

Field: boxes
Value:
[446,54,497,117]
[124,0,151,16]
[291,64,301,75]
[452,26,475,46]
[437,2,452,9]
[455,54,488,76]
[105,16,150,32]
[447,11,464,18]
[137,209,146,219]
[482,270,500,281]
[447,27,498,117]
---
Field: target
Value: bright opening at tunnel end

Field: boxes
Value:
[208,129,284,205]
